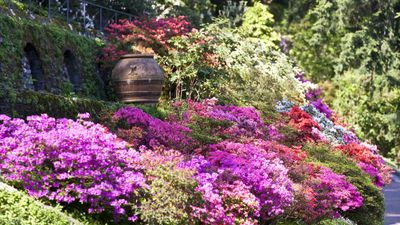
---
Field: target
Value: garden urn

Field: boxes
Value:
[112,54,164,103]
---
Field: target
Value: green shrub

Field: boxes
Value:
[0,182,78,225]
[0,90,122,123]
[303,143,384,225]
[133,103,170,120]
[212,27,305,111]
[276,217,356,225]
[188,116,233,145]
[135,159,199,225]
[159,20,305,110]
[240,1,280,48]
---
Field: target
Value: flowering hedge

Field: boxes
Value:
[0,93,392,224]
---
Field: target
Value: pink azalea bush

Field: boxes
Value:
[0,114,144,221]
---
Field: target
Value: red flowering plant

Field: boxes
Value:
[101,16,192,62]
[274,106,324,145]
[336,142,393,187]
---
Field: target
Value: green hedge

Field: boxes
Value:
[0,90,169,125]
[0,90,120,122]
[0,182,82,225]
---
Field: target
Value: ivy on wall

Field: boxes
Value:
[0,13,106,101]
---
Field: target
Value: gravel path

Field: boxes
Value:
[384,173,400,225]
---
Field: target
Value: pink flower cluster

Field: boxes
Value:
[0,114,144,221]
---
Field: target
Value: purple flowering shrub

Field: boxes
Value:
[309,167,363,217]
[168,99,267,143]
[310,99,332,119]
[192,171,260,225]
[113,106,194,151]
[0,114,144,221]
[358,162,385,188]
[207,142,294,218]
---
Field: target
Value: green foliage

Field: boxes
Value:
[151,0,215,26]
[219,0,247,28]
[0,182,79,225]
[209,22,305,111]
[240,1,280,48]
[332,70,400,159]
[0,90,122,123]
[159,20,305,111]
[133,103,170,120]
[276,217,356,225]
[188,116,233,145]
[281,0,399,82]
[136,164,198,225]
[303,143,385,225]
[158,31,225,100]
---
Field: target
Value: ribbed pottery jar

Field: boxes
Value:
[112,54,164,103]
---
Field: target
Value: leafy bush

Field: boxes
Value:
[210,25,305,111]
[102,16,192,61]
[0,183,74,225]
[240,1,280,48]
[150,0,215,26]
[157,31,224,100]
[135,150,198,225]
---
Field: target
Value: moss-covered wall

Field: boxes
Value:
[0,13,106,100]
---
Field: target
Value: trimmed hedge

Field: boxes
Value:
[0,181,81,225]
[0,90,120,122]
